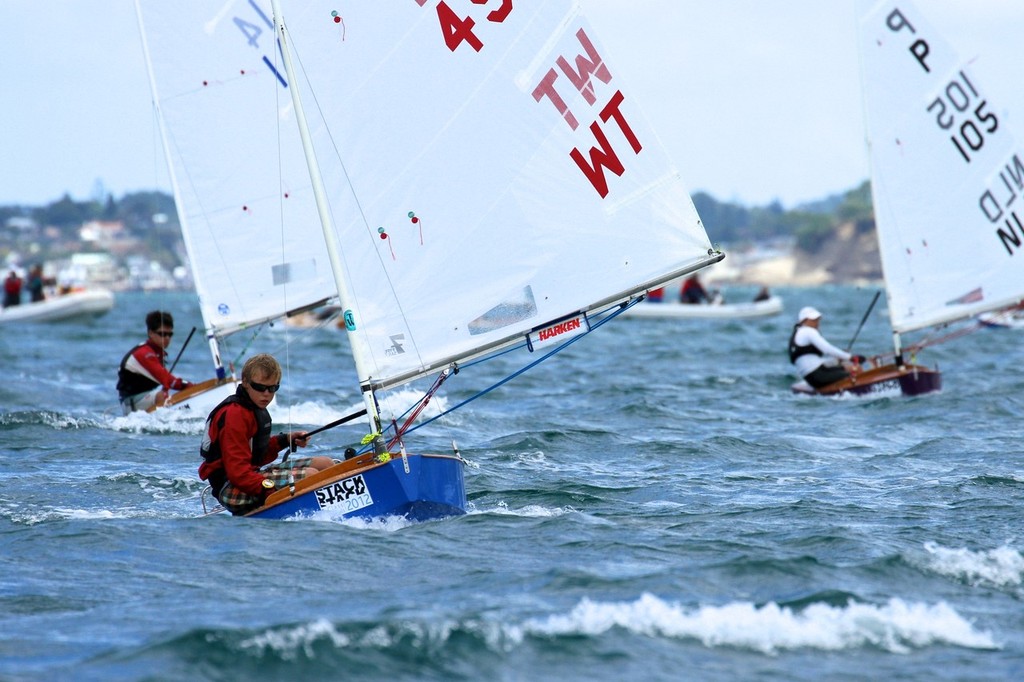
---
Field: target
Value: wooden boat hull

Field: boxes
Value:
[621,295,783,319]
[145,376,238,414]
[0,289,114,324]
[791,362,941,397]
[248,450,466,522]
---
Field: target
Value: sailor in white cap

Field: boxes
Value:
[788,306,866,388]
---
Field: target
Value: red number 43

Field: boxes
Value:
[435,0,513,53]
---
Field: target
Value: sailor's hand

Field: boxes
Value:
[289,431,310,449]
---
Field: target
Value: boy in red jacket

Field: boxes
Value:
[199,353,334,515]
[116,310,193,413]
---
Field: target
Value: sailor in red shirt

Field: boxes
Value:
[199,353,335,515]
[116,310,192,413]
[680,274,710,304]
[3,270,22,308]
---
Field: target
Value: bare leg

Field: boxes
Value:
[309,456,334,471]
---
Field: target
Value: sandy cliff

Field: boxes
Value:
[709,220,882,287]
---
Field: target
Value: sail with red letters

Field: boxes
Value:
[136,0,720,519]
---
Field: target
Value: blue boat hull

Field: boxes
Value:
[247,450,466,522]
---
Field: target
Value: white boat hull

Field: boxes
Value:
[621,295,783,319]
[147,377,238,416]
[0,289,114,324]
[978,311,1024,329]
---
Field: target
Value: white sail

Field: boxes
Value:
[137,1,718,394]
[272,2,718,389]
[858,0,1024,334]
[135,2,338,342]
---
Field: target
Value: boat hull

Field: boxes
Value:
[146,377,238,415]
[0,289,114,324]
[621,296,783,319]
[978,311,1024,329]
[248,450,466,522]
[791,363,941,397]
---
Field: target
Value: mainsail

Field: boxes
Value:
[269,1,719,391]
[136,1,721,519]
[137,0,719,395]
[134,1,339,376]
[858,0,1024,334]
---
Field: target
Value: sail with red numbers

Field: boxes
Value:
[136,0,720,520]
[793,0,1024,397]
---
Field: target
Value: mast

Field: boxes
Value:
[270,0,385,449]
[133,0,227,380]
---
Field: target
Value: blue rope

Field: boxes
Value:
[352,299,639,455]
[394,299,638,439]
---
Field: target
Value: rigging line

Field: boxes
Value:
[269,30,297,428]
[870,319,985,363]
[286,38,426,373]
[268,30,299,425]
[387,369,451,448]
[455,297,641,372]
[914,320,986,349]
[230,325,265,370]
[356,296,634,450]
[396,301,636,439]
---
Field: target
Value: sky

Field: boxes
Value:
[1,1,1021,209]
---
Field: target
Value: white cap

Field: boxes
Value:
[798,306,822,322]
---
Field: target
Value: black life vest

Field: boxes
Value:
[200,386,273,495]
[116,343,161,398]
[788,324,823,364]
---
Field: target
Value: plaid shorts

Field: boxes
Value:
[217,457,318,516]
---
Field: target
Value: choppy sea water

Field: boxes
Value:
[1,286,1022,681]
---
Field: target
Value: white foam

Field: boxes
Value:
[921,541,1024,587]
[270,390,452,429]
[241,618,350,656]
[291,507,417,531]
[229,593,997,659]
[106,407,205,435]
[520,593,998,654]
[473,501,576,518]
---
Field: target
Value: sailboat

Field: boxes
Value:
[134,2,343,415]
[620,280,783,320]
[794,0,1024,397]
[0,287,114,325]
[978,305,1024,329]
[135,0,722,521]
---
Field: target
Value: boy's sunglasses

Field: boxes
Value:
[153,330,174,338]
[249,381,280,394]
